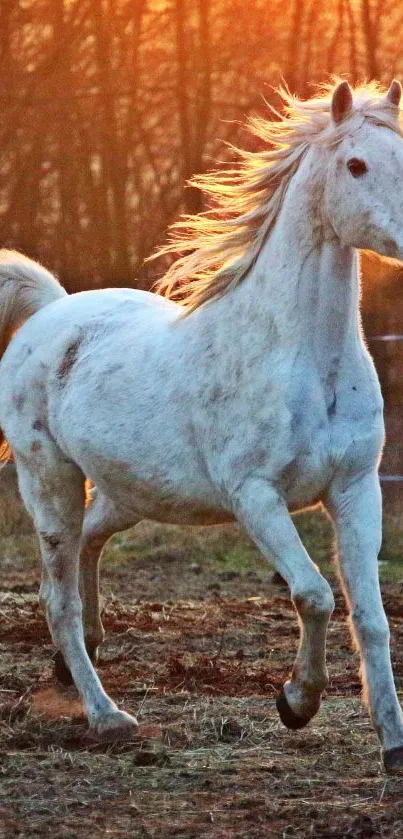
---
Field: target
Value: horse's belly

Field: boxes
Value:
[77,449,234,526]
[93,472,234,525]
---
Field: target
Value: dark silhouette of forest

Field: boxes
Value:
[0,1,401,290]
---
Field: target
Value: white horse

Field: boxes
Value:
[1,80,403,772]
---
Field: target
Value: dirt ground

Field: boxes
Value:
[2,538,403,839]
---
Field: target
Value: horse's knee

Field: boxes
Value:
[351,608,390,647]
[293,577,335,620]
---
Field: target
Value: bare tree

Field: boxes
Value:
[361,0,380,79]
[287,0,307,92]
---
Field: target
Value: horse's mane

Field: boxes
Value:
[153,81,401,313]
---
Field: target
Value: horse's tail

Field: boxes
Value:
[0,250,66,360]
[0,250,67,463]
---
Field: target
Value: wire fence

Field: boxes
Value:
[368,335,403,485]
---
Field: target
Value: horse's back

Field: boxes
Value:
[0,286,178,382]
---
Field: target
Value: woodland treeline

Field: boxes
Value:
[0,0,403,293]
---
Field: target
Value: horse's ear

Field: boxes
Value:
[386,79,402,107]
[331,80,353,124]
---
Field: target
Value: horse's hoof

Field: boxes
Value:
[53,643,99,686]
[383,746,403,774]
[91,709,139,742]
[276,688,312,730]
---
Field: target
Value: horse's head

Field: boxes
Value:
[324,79,403,260]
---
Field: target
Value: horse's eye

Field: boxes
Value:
[347,158,368,178]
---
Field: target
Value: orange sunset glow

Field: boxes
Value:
[0,0,400,290]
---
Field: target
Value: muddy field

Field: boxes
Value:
[2,508,403,839]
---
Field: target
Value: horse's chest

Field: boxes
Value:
[280,432,332,509]
[281,399,384,510]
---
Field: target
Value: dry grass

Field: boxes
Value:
[3,691,403,838]
[2,467,403,837]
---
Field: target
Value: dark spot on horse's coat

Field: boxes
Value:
[327,391,337,417]
[40,533,62,551]
[352,386,357,391]
[14,393,25,411]
[31,441,41,452]
[210,384,223,403]
[57,338,82,382]
[280,458,299,492]
[33,419,44,431]
[20,344,32,360]
[106,363,124,375]
[231,448,268,473]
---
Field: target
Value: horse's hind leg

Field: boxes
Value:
[81,488,138,656]
[231,477,335,727]
[54,488,137,686]
[16,451,138,739]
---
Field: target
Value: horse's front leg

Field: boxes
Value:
[231,477,335,726]
[327,470,403,773]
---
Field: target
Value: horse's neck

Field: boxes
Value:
[287,237,359,378]
[222,152,360,379]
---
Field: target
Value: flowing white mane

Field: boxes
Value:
[154,81,401,313]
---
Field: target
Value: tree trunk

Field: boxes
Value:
[93,0,131,282]
[361,0,379,79]
[175,0,195,213]
[287,0,306,93]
